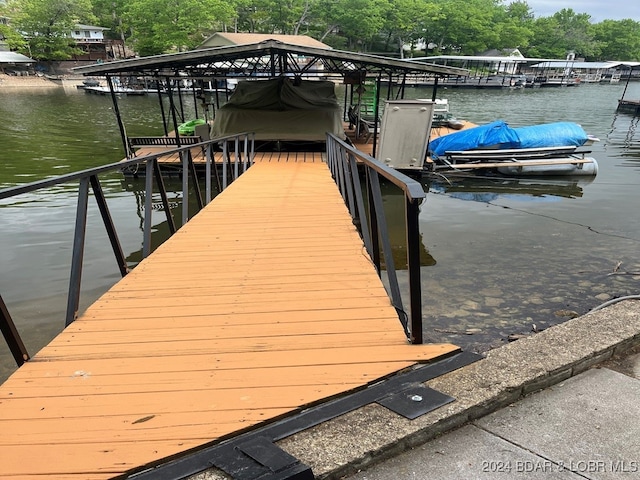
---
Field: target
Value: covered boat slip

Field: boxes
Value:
[0,157,460,479]
[72,39,468,166]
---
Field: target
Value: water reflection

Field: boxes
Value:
[607,113,640,165]
[427,176,594,203]
[377,181,436,268]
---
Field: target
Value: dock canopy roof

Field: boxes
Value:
[72,39,469,80]
[199,32,331,49]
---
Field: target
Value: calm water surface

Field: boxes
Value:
[1,82,640,381]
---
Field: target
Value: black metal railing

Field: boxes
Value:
[326,133,426,344]
[0,132,254,365]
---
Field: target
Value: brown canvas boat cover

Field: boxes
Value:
[212,77,344,141]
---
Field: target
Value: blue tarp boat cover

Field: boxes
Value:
[429,120,589,159]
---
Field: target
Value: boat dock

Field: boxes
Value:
[0,152,464,479]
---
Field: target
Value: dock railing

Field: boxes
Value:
[326,133,426,344]
[0,133,254,365]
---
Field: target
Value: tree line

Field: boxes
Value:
[1,0,640,62]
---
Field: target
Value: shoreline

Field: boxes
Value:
[0,74,86,89]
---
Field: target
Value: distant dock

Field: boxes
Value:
[617,98,640,115]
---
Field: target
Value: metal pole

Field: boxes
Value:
[65,177,90,326]
[165,81,181,144]
[89,175,129,277]
[620,66,632,101]
[157,76,169,136]
[372,74,382,157]
[188,151,203,210]
[234,137,240,180]
[0,295,30,367]
[107,75,131,158]
[406,197,423,344]
[222,141,228,190]
[205,143,212,204]
[181,150,189,225]
[143,160,154,257]
[153,159,177,234]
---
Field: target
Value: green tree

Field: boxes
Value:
[492,1,534,51]
[525,9,600,60]
[0,24,28,52]
[422,0,504,55]
[91,0,129,43]
[312,0,390,51]
[123,0,236,55]
[9,0,95,60]
[593,19,640,61]
[232,0,317,34]
[381,0,442,58]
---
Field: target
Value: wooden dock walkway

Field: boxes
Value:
[0,154,459,479]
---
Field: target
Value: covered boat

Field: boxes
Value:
[429,121,591,159]
[210,77,344,142]
[428,120,598,176]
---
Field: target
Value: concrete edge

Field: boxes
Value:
[277,299,640,479]
[190,300,640,479]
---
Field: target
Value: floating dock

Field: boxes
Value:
[0,155,460,479]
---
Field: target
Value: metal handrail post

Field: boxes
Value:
[342,153,358,220]
[65,177,90,326]
[222,141,229,190]
[243,135,249,172]
[205,143,213,203]
[89,175,129,277]
[143,160,154,257]
[366,168,381,272]
[406,197,423,343]
[0,295,30,367]
[234,137,240,180]
[153,159,177,234]
[181,149,189,225]
[188,151,203,210]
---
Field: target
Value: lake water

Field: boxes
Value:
[1,81,640,381]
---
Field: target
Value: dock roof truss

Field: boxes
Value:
[73,39,469,81]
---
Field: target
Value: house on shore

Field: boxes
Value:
[71,24,128,62]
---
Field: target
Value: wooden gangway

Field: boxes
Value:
[0,153,459,479]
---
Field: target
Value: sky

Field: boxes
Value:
[523,0,640,22]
